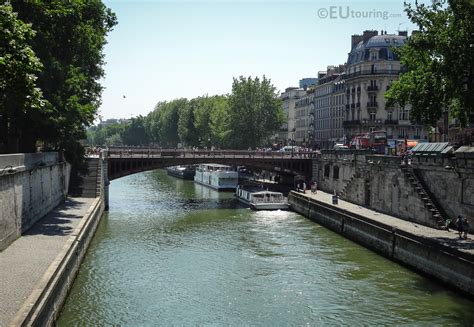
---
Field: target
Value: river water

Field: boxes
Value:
[58,170,474,326]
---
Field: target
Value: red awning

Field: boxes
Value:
[407,140,418,148]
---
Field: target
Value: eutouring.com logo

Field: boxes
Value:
[317,6,402,20]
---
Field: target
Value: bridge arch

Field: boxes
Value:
[105,149,314,181]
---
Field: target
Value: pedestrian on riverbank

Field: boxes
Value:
[311,181,317,194]
[462,218,470,240]
[456,215,463,239]
[303,182,306,194]
[444,218,452,231]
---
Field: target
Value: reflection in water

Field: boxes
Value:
[58,170,474,326]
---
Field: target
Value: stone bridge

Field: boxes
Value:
[83,148,316,209]
[105,148,314,180]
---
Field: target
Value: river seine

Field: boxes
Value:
[58,170,474,325]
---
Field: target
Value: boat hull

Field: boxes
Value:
[236,197,289,210]
[194,164,238,191]
[166,166,195,180]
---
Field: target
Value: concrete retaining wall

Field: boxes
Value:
[313,151,474,230]
[11,197,105,326]
[289,192,474,297]
[415,164,474,232]
[0,153,70,251]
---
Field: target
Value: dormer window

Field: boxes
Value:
[370,49,379,60]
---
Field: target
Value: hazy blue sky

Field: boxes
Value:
[99,0,422,120]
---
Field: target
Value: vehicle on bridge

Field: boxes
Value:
[350,130,387,154]
[194,164,238,191]
[235,184,289,210]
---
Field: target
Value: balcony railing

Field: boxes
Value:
[367,85,379,92]
[343,120,361,127]
[367,101,378,108]
[384,119,399,125]
[345,69,401,79]
[361,119,383,125]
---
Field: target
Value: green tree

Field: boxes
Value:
[193,96,214,147]
[121,116,149,146]
[177,99,198,147]
[0,4,45,153]
[209,95,230,148]
[145,102,165,145]
[227,76,284,149]
[385,0,474,126]
[11,0,117,159]
[87,122,125,146]
[145,99,187,147]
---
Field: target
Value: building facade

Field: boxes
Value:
[278,87,307,146]
[343,30,428,149]
[331,77,346,147]
[294,92,314,146]
[311,66,345,149]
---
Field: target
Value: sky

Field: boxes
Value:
[99,0,423,121]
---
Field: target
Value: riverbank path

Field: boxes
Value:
[299,189,474,256]
[0,197,95,326]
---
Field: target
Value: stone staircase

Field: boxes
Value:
[69,157,101,198]
[338,172,359,199]
[401,166,446,228]
[339,166,369,200]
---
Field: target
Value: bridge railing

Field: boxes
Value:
[101,147,319,159]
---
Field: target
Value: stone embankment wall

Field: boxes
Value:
[0,153,70,251]
[289,192,474,297]
[412,154,474,229]
[313,149,474,231]
[12,197,105,326]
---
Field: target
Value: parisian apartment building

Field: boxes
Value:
[311,65,346,149]
[277,87,307,146]
[343,30,428,145]
[294,92,314,145]
[282,29,430,150]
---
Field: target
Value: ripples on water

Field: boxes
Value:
[58,170,474,326]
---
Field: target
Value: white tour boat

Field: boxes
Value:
[194,163,239,191]
[235,184,289,210]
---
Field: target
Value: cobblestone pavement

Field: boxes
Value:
[299,190,474,256]
[0,197,95,326]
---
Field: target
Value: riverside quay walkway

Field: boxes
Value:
[289,190,474,296]
[0,197,100,326]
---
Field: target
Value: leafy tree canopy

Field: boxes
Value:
[86,76,283,149]
[227,76,284,149]
[10,0,117,160]
[385,0,474,126]
[0,4,45,152]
